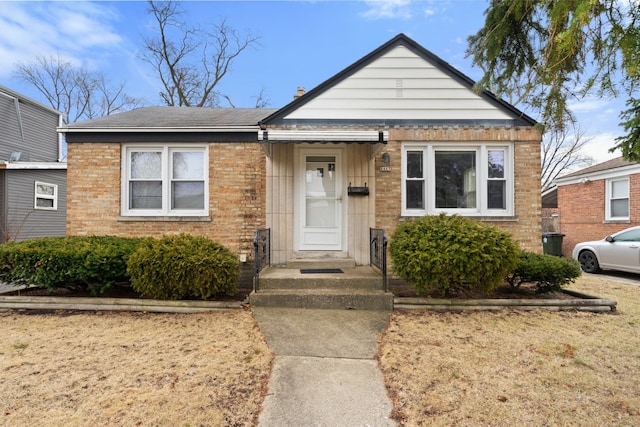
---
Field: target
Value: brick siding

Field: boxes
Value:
[66,142,266,260]
[559,174,640,256]
[375,126,543,253]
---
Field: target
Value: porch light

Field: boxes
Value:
[382,152,390,164]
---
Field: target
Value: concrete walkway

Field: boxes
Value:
[253,307,396,427]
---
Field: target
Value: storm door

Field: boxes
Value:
[297,148,344,251]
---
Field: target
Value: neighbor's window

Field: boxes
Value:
[402,144,512,216]
[606,177,629,220]
[34,181,57,210]
[122,145,208,216]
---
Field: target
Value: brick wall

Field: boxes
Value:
[66,142,266,260]
[375,126,543,253]
[559,174,640,256]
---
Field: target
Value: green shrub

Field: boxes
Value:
[0,236,143,294]
[127,234,239,300]
[389,213,520,295]
[507,251,582,293]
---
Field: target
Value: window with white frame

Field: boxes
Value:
[34,181,57,210]
[402,144,513,216]
[122,145,208,216]
[606,177,629,220]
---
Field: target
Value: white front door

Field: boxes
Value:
[297,148,344,251]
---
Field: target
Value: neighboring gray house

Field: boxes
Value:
[0,85,67,243]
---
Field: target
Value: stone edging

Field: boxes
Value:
[0,295,246,313]
[393,289,617,312]
[0,290,617,313]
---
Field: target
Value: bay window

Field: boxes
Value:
[402,144,513,216]
[122,145,208,216]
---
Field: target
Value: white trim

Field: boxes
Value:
[259,130,387,142]
[121,144,209,217]
[60,126,259,133]
[401,142,514,217]
[555,164,640,186]
[34,181,58,210]
[605,177,630,221]
[1,162,67,170]
[294,146,346,251]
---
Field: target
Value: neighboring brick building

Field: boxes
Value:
[555,157,640,256]
[59,34,542,278]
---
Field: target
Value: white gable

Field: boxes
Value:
[285,45,513,121]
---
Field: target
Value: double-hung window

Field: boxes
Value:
[34,181,58,210]
[606,177,629,220]
[122,145,208,216]
[402,143,513,216]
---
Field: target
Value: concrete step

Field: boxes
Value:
[257,266,383,291]
[249,289,394,310]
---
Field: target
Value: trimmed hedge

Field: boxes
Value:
[507,251,582,293]
[0,236,143,294]
[390,213,520,295]
[127,234,239,300]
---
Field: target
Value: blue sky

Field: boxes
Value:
[0,0,626,164]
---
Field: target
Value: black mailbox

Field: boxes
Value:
[348,183,369,196]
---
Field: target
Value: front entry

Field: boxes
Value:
[296,148,345,251]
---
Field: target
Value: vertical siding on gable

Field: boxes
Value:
[4,169,67,241]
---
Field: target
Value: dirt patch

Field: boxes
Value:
[0,310,272,426]
[379,275,640,426]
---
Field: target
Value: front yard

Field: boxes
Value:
[0,274,637,426]
[379,275,640,426]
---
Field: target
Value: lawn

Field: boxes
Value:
[378,275,640,426]
[1,274,638,426]
[0,309,272,426]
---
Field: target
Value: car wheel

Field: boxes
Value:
[578,250,600,273]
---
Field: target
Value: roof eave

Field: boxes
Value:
[58,126,261,134]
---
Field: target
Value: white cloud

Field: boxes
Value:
[0,2,124,79]
[580,132,621,164]
[361,0,413,20]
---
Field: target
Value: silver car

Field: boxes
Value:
[572,226,640,274]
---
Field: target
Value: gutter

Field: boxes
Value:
[58,126,261,133]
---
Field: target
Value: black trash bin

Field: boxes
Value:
[542,232,565,256]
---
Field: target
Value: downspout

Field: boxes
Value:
[58,114,66,162]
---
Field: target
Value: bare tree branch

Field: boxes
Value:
[142,0,260,107]
[541,123,594,192]
[14,55,143,123]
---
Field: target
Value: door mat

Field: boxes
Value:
[300,268,344,274]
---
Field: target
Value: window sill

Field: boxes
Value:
[117,216,211,222]
[604,219,630,224]
[400,214,518,222]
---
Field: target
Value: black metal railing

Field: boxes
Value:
[253,228,271,292]
[370,228,388,292]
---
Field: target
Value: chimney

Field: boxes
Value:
[294,87,305,100]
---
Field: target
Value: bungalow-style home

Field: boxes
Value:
[554,156,640,256]
[0,85,67,243]
[58,34,542,303]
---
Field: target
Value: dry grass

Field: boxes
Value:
[378,275,640,426]
[0,309,272,426]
